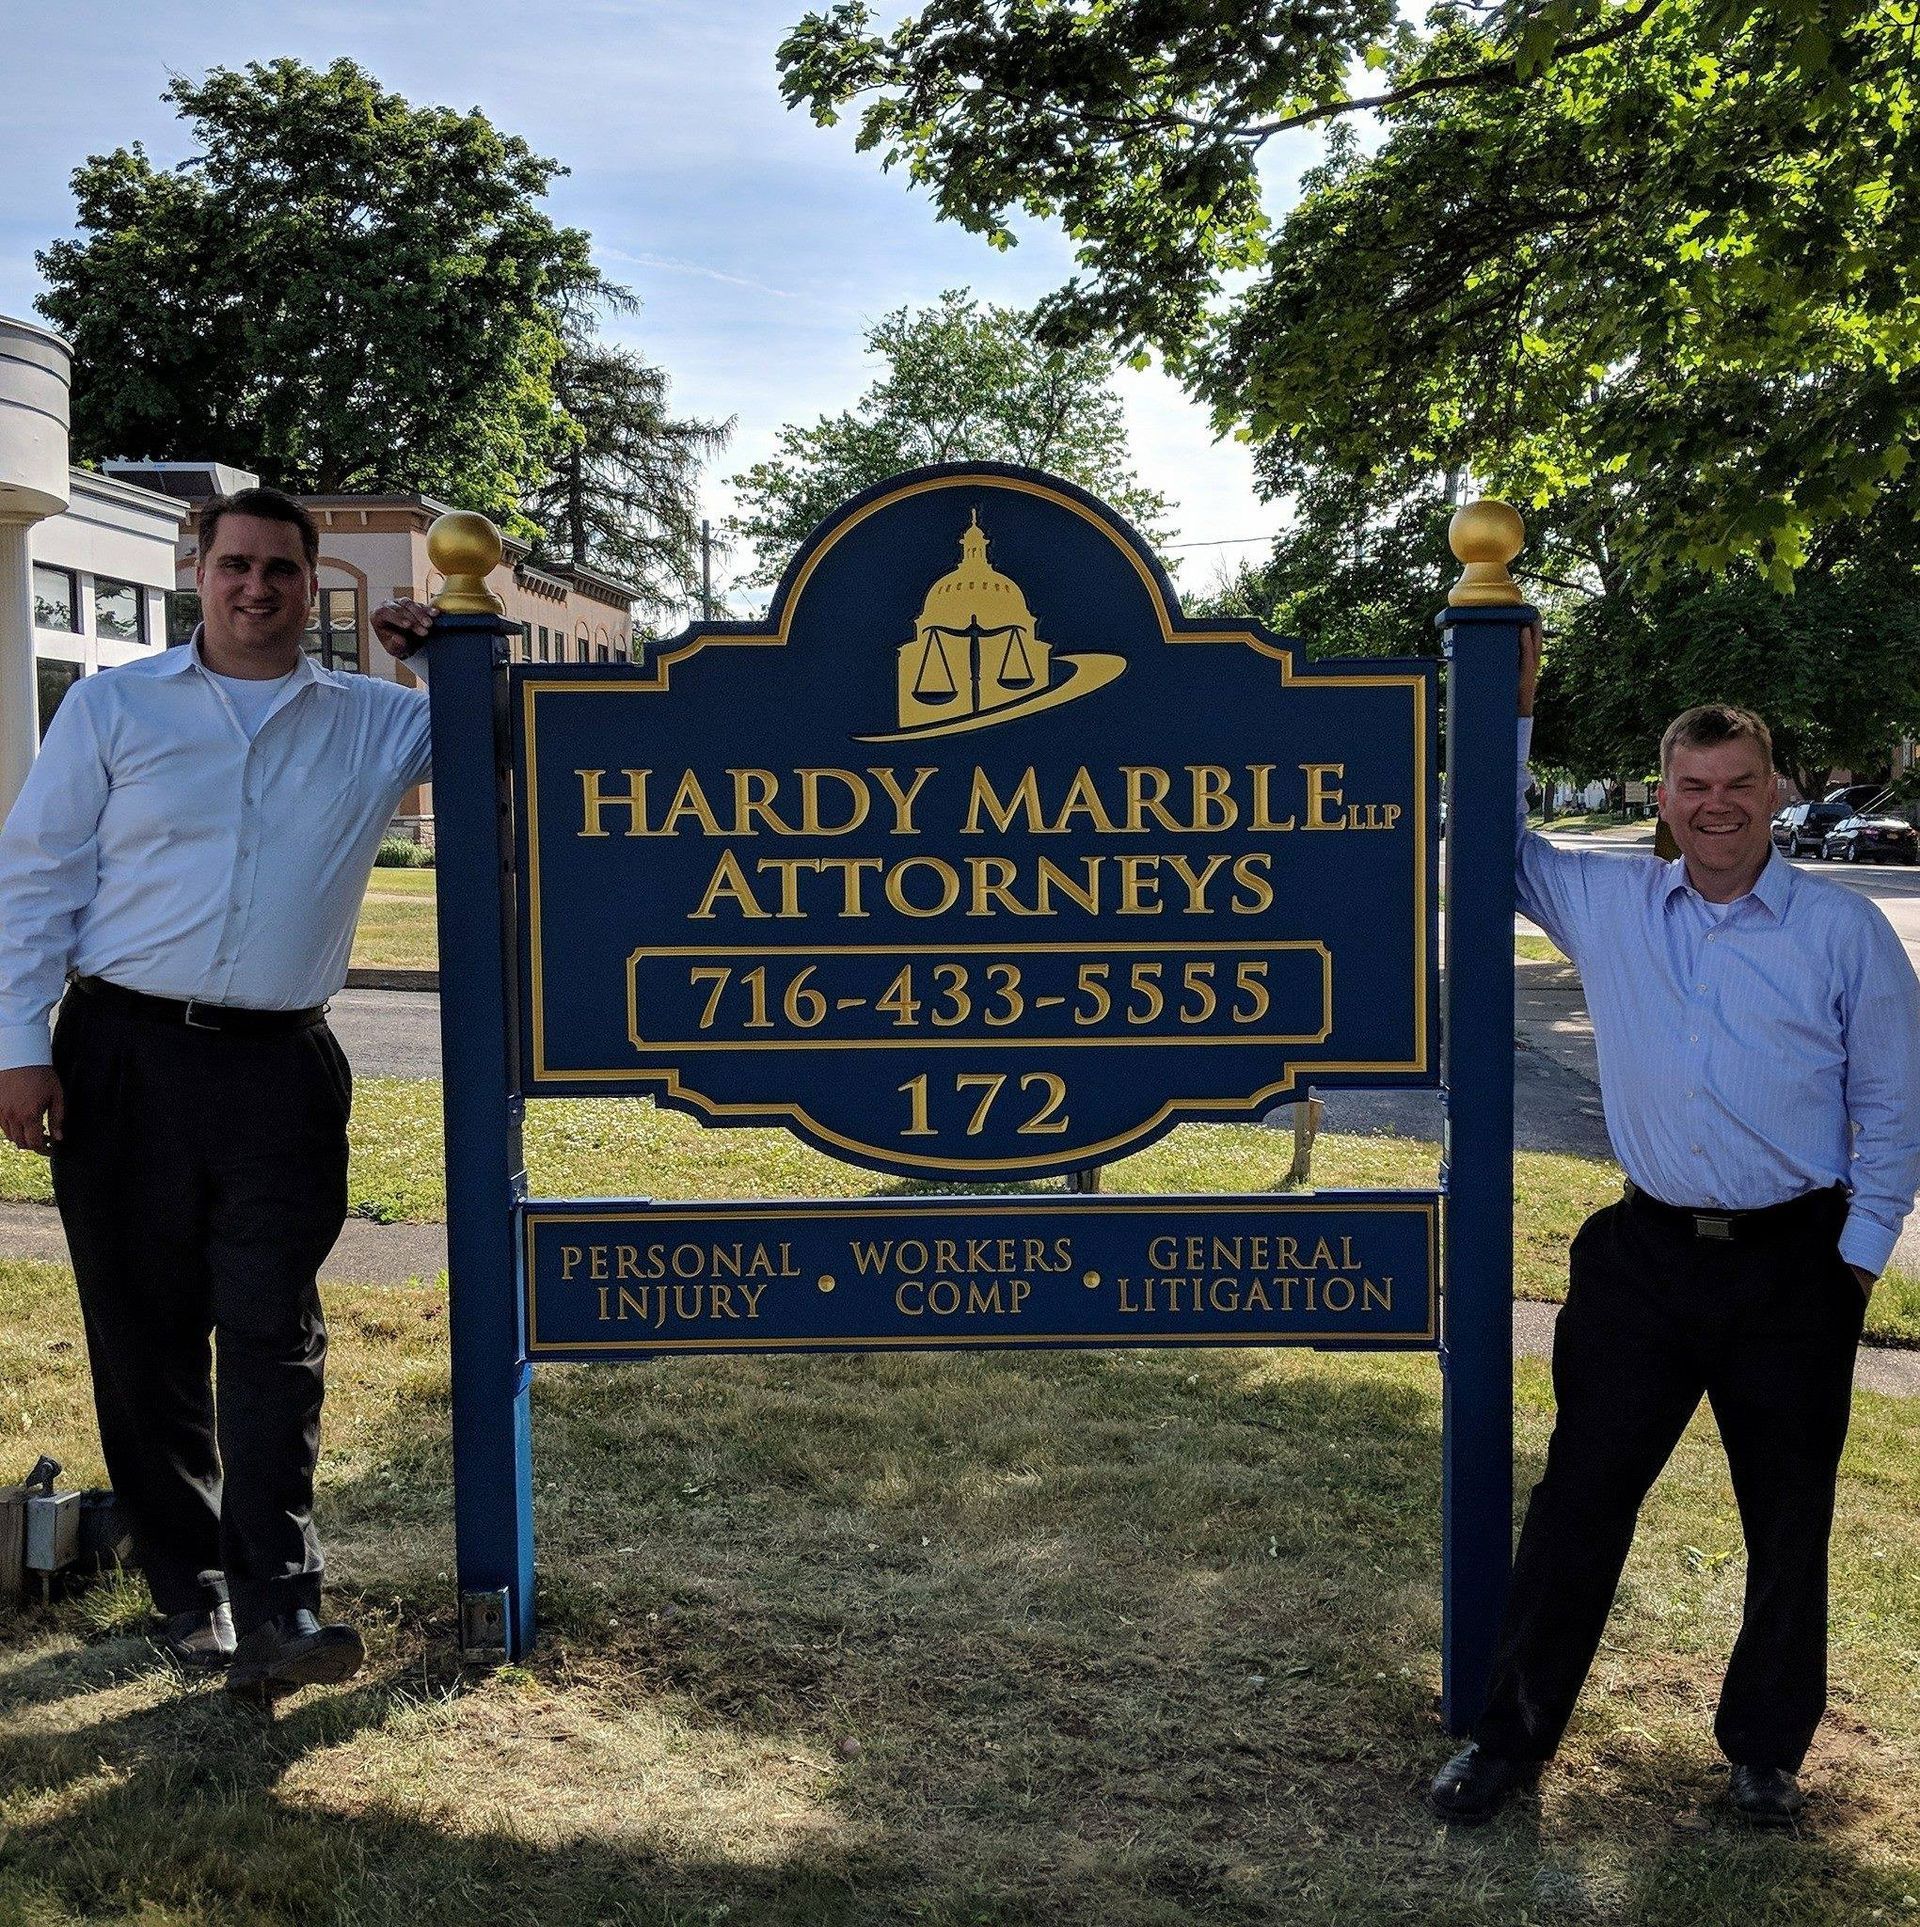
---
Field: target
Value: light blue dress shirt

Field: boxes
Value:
[1516,719,1920,1275]
[0,637,431,1069]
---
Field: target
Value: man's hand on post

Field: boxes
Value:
[0,1066,64,1155]
[371,599,436,661]
[1519,622,1541,719]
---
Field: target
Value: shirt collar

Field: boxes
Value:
[168,626,331,693]
[1659,846,1793,921]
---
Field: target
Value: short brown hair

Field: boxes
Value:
[1660,703,1773,776]
[198,486,319,572]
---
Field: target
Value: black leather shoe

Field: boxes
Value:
[225,1609,365,1698]
[1729,1765,1806,1828]
[1426,1742,1543,1823]
[154,1603,236,1670]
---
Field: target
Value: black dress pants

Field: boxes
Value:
[1474,1187,1864,1771]
[48,986,352,1632]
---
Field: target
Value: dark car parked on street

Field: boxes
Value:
[1820,813,1920,864]
[1773,801,1853,858]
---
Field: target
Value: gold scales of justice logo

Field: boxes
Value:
[855,512,1127,742]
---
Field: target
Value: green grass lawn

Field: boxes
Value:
[2,1252,1918,1924]
[351,867,438,970]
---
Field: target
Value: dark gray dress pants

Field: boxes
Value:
[48,985,352,1632]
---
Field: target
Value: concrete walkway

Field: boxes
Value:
[5,1196,1915,1398]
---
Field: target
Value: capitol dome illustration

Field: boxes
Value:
[895,513,1052,730]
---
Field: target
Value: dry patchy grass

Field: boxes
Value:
[352,869,439,970]
[2,1256,1918,1923]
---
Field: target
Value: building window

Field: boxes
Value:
[165,590,201,646]
[598,643,611,663]
[33,565,78,633]
[37,659,82,737]
[302,587,361,673]
[536,625,549,661]
[518,622,534,662]
[95,577,147,644]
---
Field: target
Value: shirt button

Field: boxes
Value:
[1692,1145,1704,1155]
[1690,1033,1699,1043]
[1696,983,1707,992]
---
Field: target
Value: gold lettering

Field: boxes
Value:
[659,769,723,836]
[967,856,1040,917]
[795,768,870,835]
[1121,766,1181,833]
[731,768,795,836]
[1362,1276,1392,1312]
[597,1285,609,1320]
[1303,763,1346,831]
[690,850,771,919]
[821,856,885,916]
[1116,855,1164,914]
[869,765,938,834]
[560,1245,584,1280]
[1165,852,1229,913]
[1052,766,1118,835]
[1249,764,1296,832]
[1230,852,1274,914]
[576,769,651,838]
[755,856,822,918]
[965,766,1047,834]
[885,857,961,918]
[617,1287,646,1320]
[1243,1278,1272,1312]
[1034,856,1102,915]
[589,1247,609,1280]
[615,1246,642,1279]
[1188,765,1237,829]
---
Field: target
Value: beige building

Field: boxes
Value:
[106,463,643,834]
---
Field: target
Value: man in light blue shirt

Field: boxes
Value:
[0,487,430,1697]
[1431,628,1920,1828]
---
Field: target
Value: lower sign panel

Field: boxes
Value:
[523,1193,1437,1358]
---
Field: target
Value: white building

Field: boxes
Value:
[30,467,188,729]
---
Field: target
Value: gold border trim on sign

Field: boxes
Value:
[522,1195,1440,1354]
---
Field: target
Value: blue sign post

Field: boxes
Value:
[423,471,1522,1728]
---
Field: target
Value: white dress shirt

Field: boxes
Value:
[0,636,431,1068]
[1517,719,1920,1274]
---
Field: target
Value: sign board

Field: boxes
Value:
[524,1192,1437,1357]
[425,462,1525,1730]
[513,469,1435,1177]
[1624,780,1648,804]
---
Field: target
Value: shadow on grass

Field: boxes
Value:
[2,1353,1912,1926]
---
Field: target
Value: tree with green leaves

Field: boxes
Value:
[780,2,1919,589]
[727,289,1172,583]
[38,58,600,525]
[524,305,733,604]
[1197,471,1460,661]
[1532,536,1920,800]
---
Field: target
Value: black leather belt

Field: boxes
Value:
[1623,1179,1847,1243]
[72,976,327,1036]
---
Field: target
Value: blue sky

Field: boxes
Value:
[0,0,1318,605]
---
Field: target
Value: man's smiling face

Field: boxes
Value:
[195,513,315,672]
[1659,735,1776,901]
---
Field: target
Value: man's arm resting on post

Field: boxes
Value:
[1511,622,1597,962]
[1837,907,1920,1301]
[0,693,112,1152]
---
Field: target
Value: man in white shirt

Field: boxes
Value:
[0,488,432,1697]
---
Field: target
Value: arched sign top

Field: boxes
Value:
[512,465,1438,1177]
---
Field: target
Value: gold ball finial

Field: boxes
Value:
[1447,498,1526,606]
[428,511,506,615]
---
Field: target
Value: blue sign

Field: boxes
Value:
[513,467,1436,1178]
[523,1193,1437,1358]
